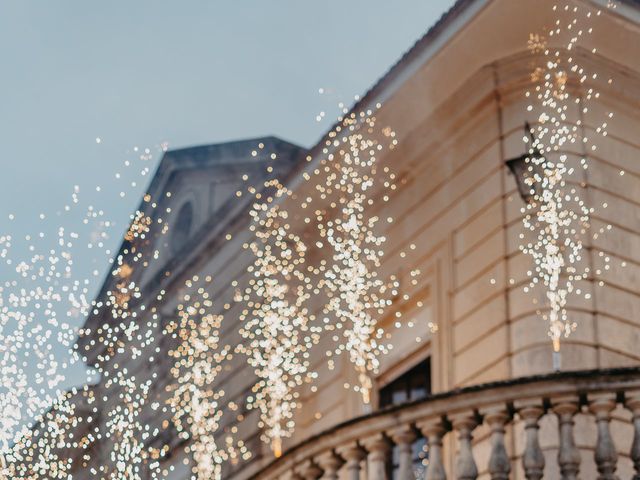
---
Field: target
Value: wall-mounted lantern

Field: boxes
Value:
[505,122,545,204]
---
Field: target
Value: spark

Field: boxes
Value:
[522,1,615,353]
[240,182,311,456]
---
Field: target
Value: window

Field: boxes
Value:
[171,202,194,254]
[379,358,431,479]
[379,358,431,408]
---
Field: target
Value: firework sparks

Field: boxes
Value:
[239,182,311,456]
[521,2,615,357]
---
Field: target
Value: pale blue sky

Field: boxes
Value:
[0,1,456,411]
[0,0,456,225]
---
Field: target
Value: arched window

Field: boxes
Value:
[170,202,194,254]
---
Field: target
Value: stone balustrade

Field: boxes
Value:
[242,368,640,480]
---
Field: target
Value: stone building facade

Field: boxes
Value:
[70,0,640,478]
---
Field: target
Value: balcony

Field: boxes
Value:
[243,368,640,480]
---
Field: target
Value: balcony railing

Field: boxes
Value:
[244,367,640,480]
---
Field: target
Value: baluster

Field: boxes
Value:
[552,398,581,480]
[316,451,344,480]
[515,400,545,480]
[362,433,392,480]
[482,406,511,480]
[337,443,367,480]
[589,393,619,480]
[450,412,478,480]
[390,425,417,480]
[298,460,323,480]
[625,391,640,480]
[417,418,448,480]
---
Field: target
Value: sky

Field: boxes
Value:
[0,0,456,412]
[0,0,456,318]
[0,1,456,220]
